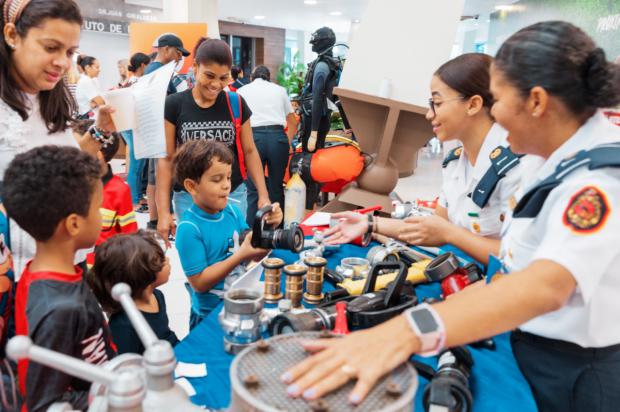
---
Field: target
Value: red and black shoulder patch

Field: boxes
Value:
[563,186,610,234]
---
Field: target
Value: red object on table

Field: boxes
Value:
[441,274,471,297]
[417,197,439,209]
[333,302,350,335]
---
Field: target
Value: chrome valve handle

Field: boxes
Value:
[7,336,145,412]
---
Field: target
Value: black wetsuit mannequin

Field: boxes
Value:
[300,27,340,153]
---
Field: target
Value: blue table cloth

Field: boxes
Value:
[174,243,537,411]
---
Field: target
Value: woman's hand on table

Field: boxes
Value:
[323,211,368,245]
[397,215,452,246]
[282,315,420,404]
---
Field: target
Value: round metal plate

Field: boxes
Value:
[230,332,417,412]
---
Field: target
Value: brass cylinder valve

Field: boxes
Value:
[303,256,327,305]
[262,258,286,303]
[283,264,307,309]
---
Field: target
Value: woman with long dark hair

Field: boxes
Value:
[285,21,620,412]
[0,0,116,276]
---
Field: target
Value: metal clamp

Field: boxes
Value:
[335,257,370,280]
[219,288,266,354]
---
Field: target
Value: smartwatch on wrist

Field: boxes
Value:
[403,303,446,357]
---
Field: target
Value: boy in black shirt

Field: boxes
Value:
[3,146,116,412]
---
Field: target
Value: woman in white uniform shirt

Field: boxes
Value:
[75,54,104,116]
[284,22,620,412]
[1,0,115,276]
[325,53,525,264]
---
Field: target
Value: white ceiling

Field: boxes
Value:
[218,0,516,33]
[218,0,368,34]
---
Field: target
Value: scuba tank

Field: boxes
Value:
[284,169,306,228]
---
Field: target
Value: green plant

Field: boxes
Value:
[330,111,345,131]
[277,51,306,98]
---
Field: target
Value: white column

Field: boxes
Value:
[162,0,189,23]
[188,0,220,38]
[162,0,219,38]
[339,0,465,106]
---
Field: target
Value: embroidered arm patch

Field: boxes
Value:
[563,186,610,233]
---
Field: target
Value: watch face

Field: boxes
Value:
[411,309,438,334]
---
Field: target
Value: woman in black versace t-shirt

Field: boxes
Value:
[156,39,270,243]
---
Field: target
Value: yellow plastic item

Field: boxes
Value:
[338,260,431,295]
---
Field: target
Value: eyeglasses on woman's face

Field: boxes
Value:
[427,96,466,116]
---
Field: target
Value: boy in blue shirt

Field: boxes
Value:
[174,140,282,329]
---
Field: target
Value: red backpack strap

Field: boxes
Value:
[225,91,247,180]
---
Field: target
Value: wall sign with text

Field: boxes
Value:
[77,0,163,35]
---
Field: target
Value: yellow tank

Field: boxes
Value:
[284,171,306,228]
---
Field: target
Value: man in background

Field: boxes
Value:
[143,33,190,231]
[238,65,297,225]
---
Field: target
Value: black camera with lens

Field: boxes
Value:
[251,205,304,253]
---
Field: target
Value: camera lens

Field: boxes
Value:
[272,224,304,252]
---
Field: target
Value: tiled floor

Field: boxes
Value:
[112,146,444,340]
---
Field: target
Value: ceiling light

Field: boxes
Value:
[329,11,342,16]
[254,15,266,20]
[352,19,361,23]
[139,9,151,14]
[494,3,523,12]
[304,0,318,4]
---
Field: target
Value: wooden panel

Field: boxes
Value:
[335,87,433,177]
[255,38,265,66]
[218,20,285,80]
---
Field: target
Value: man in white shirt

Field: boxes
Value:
[238,66,297,224]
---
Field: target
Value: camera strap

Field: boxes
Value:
[225,91,247,180]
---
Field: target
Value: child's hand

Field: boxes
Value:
[266,202,283,227]
[238,232,269,262]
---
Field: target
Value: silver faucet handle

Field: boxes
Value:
[111,283,158,348]
[7,336,116,386]
[7,336,146,411]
